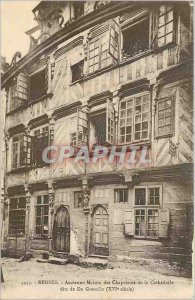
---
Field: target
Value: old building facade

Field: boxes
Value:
[1,1,193,271]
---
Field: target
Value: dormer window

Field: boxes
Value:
[73,1,84,19]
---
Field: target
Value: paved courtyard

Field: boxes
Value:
[1,257,193,299]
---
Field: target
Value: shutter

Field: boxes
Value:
[124,209,134,236]
[49,127,54,145]
[22,135,32,166]
[151,5,158,49]
[77,108,88,145]
[45,64,49,93]
[159,208,170,238]
[17,73,28,102]
[108,19,120,61]
[106,99,115,144]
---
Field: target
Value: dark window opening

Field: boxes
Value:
[9,198,26,236]
[90,112,107,146]
[73,1,84,19]
[122,18,149,57]
[71,60,84,83]
[114,189,128,203]
[32,126,49,166]
[29,69,47,101]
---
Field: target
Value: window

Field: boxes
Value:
[119,93,150,143]
[74,191,83,208]
[114,189,128,203]
[12,134,31,169]
[71,60,84,83]
[122,17,149,57]
[35,195,49,237]
[10,73,28,111]
[70,108,88,147]
[90,100,115,146]
[9,198,26,236]
[29,68,47,101]
[32,126,49,166]
[157,96,175,137]
[88,19,119,73]
[134,187,161,238]
[158,4,174,47]
[73,1,84,19]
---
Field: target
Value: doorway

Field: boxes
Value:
[90,205,109,256]
[53,206,70,253]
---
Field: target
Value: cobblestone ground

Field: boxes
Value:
[1,257,193,300]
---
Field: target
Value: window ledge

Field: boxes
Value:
[7,93,53,116]
[155,133,174,140]
[32,236,49,240]
[29,92,53,105]
[7,166,32,174]
[121,49,154,65]
[6,103,28,116]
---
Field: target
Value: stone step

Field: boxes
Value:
[48,257,68,265]
[79,257,108,269]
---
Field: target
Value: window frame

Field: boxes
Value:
[133,185,162,239]
[155,95,175,138]
[71,60,84,83]
[121,14,150,57]
[9,197,26,237]
[29,67,47,102]
[157,4,175,47]
[118,92,151,145]
[88,33,113,74]
[114,188,129,204]
[35,194,49,238]
[32,124,49,166]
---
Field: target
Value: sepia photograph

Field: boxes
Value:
[0,0,194,299]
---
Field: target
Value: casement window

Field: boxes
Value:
[119,93,150,144]
[114,189,128,203]
[89,99,115,146]
[134,187,161,238]
[32,125,49,166]
[88,19,119,74]
[74,191,83,208]
[71,60,84,83]
[124,186,171,240]
[35,195,49,237]
[29,68,48,101]
[70,108,88,147]
[12,134,31,169]
[9,198,26,236]
[10,73,28,111]
[122,16,149,57]
[158,4,174,47]
[156,95,175,137]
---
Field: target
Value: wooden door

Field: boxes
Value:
[90,206,109,256]
[53,207,70,253]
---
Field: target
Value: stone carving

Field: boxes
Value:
[10,51,22,66]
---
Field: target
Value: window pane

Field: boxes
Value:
[135,209,146,236]
[135,189,146,205]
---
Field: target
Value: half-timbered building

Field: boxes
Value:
[1,1,193,272]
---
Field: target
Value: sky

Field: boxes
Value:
[1,1,39,63]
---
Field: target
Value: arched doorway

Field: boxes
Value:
[90,205,109,256]
[53,206,70,253]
